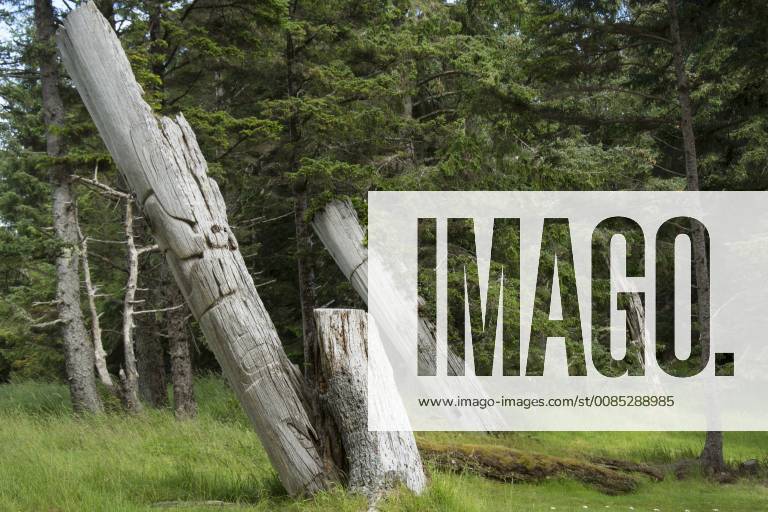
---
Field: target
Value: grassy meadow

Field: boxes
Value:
[0,376,766,512]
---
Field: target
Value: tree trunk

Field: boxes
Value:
[80,231,114,388]
[314,309,426,497]
[284,24,342,474]
[610,260,647,373]
[667,0,723,474]
[294,187,319,383]
[295,187,342,479]
[625,291,647,372]
[34,0,102,414]
[311,199,464,375]
[57,3,332,495]
[121,199,143,413]
[165,275,197,419]
[136,319,168,408]
[285,26,319,386]
[701,430,725,474]
[137,243,169,408]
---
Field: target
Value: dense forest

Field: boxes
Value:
[0,0,766,509]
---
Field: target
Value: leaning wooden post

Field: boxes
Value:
[311,201,369,301]
[312,201,504,432]
[57,2,330,496]
[314,309,426,497]
[311,200,464,375]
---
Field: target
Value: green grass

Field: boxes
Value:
[0,377,766,512]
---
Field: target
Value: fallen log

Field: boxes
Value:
[419,441,648,495]
[57,2,330,496]
[315,308,426,497]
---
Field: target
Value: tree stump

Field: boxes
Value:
[314,308,426,497]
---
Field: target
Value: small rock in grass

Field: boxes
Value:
[738,459,759,476]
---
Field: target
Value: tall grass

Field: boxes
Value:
[1,376,766,511]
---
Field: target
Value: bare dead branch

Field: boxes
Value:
[72,174,131,199]
[133,304,185,316]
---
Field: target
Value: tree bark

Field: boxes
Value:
[165,274,197,419]
[35,0,102,414]
[667,0,722,474]
[57,3,332,495]
[80,230,114,388]
[314,309,426,497]
[701,429,725,474]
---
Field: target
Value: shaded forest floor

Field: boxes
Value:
[0,377,766,511]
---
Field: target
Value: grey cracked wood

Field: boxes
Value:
[311,199,464,375]
[314,309,426,496]
[57,1,330,496]
[313,201,509,431]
